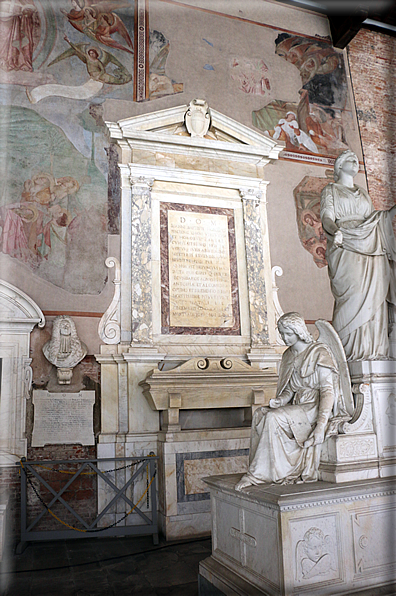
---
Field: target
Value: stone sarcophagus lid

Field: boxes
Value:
[140,357,277,431]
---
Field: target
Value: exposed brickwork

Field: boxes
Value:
[347,29,396,230]
[24,445,97,532]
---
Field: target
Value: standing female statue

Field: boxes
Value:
[236,313,353,490]
[321,150,396,361]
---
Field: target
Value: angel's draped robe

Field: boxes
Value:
[244,342,339,485]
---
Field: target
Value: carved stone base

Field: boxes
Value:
[158,428,250,540]
[319,434,379,482]
[199,474,396,596]
[349,360,396,478]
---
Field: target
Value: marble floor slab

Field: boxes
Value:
[0,534,211,596]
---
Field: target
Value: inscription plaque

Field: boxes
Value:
[32,390,95,446]
[161,203,240,334]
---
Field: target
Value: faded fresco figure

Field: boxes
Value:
[235,313,353,490]
[321,149,396,361]
[0,172,77,267]
[272,111,318,153]
[61,0,134,55]
[0,0,40,72]
[61,36,132,84]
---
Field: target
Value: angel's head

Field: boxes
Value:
[88,48,100,60]
[303,527,325,562]
[277,312,313,345]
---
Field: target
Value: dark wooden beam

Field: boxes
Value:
[328,8,369,48]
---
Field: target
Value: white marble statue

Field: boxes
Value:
[235,312,353,489]
[43,315,87,384]
[320,149,396,361]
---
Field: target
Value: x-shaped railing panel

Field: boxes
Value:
[18,456,158,550]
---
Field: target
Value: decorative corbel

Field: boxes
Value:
[98,257,121,344]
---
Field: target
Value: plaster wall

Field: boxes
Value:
[1,0,368,379]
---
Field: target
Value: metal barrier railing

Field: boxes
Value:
[17,455,158,553]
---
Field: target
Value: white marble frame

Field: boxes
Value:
[0,280,45,465]
[118,163,278,354]
[106,102,284,353]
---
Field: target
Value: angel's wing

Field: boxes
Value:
[47,46,79,67]
[315,319,354,416]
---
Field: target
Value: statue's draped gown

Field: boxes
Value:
[321,183,396,360]
[245,343,339,485]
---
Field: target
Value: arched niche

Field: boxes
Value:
[0,280,45,466]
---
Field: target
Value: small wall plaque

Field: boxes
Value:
[32,390,95,446]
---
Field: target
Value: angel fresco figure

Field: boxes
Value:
[27,31,131,103]
[235,312,354,490]
[51,36,131,85]
[61,0,133,54]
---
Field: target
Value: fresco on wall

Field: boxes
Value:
[253,34,351,157]
[293,175,330,268]
[149,29,183,99]
[0,106,107,293]
[0,0,182,294]
[0,0,181,102]
[230,57,271,96]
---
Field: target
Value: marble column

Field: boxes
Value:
[240,187,270,349]
[130,175,155,346]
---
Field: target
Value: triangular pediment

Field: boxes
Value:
[106,101,284,161]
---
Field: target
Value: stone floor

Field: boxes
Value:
[0,535,212,596]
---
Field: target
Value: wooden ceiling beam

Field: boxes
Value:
[328,8,369,48]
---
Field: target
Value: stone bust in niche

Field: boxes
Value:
[43,315,87,384]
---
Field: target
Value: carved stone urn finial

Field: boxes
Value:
[42,315,87,384]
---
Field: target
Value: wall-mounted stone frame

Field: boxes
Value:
[0,280,45,465]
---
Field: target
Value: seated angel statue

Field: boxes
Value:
[236,312,354,490]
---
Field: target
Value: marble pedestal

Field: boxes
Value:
[199,474,396,596]
[158,428,250,540]
[348,360,396,479]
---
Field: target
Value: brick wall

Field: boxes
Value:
[24,445,97,533]
[347,29,396,223]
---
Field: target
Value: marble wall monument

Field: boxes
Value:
[96,100,285,538]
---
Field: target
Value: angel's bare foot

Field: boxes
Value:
[235,476,253,491]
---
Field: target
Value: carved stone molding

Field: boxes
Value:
[240,194,269,346]
[23,357,33,399]
[341,383,374,434]
[239,187,263,203]
[98,257,121,345]
[271,265,284,346]
[130,176,154,193]
[140,357,277,431]
[130,175,154,345]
